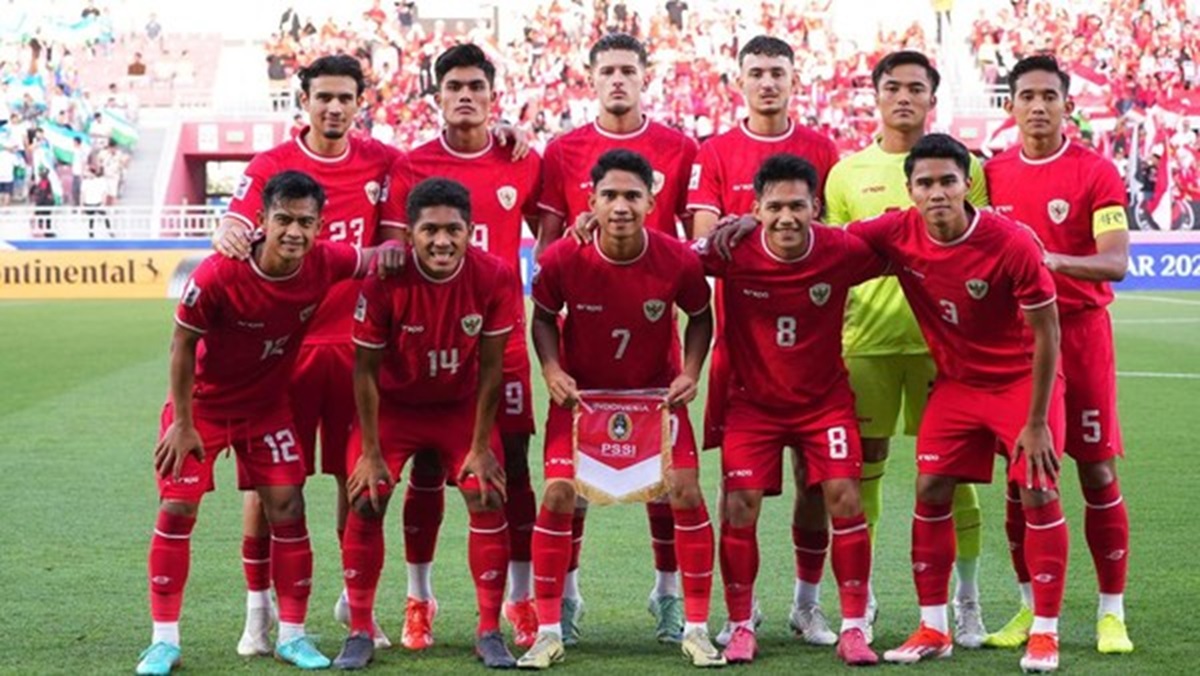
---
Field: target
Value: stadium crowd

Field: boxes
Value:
[0,4,137,210]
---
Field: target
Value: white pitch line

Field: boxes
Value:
[1113,318,1200,324]
[1117,371,1200,379]
[1117,294,1200,306]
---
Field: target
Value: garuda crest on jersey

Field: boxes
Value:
[809,283,831,307]
[1047,198,1070,225]
[364,181,382,205]
[644,299,666,322]
[966,278,989,300]
[461,313,483,336]
[651,170,666,195]
[497,185,518,211]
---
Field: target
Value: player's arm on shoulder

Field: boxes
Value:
[155,324,204,480]
[1018,299,1061,491]
[216,158,271,259]
[534,210,564,262]
[691,234,728,277]
[966,154,990,208]
[357,239,408,279]
[845,229,891,283]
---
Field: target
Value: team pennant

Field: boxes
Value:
[573,389,671,505]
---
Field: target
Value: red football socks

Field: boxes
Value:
[831,514,871,619]
[1084,481,1129,595]
[912,500,955,606]
[403,472,445,565]
[568,508,586,572]
[468,510,510,634]
[505,473,536,565]
[673,505,714,623]
[719,522,758,624]
[648,501,678,572]
[1024,500,1069,618]
[1005,483,1032,583]
[342,510,385,635]
[792,525,829,585]
[241,535,271,592]
[532,507,573,625]
[148,510,195,622]
[270,518,313,624]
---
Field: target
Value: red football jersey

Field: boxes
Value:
[353,248,521,405]
[174,242,362,418]
[985,139,1128,315]
[531,230,710,390]
[538,119,698,238]
[848,208,1057,388]
[225,129,400,344]
[380,133,542,267]
[687,119,839,218]
[698,224,887,409]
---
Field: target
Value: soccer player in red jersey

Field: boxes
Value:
[841,135,1068,673]
[381,44,543,649]
[211,55,403,652]
[685,35,840,645]
[985,55,1134,656]
[696,154,881,666]
[518,150,722,669]
[333,178,521,670]
[534,33,699,644]
[136,171,401,676]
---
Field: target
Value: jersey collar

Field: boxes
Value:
[927,206,981,247]
[760,222,815,264]
[413,247,466,284]
[249,249,305,282]
[593,230,649,265]
[438,130,494,159]
[1018,137,1070,166]
[593,117,650,140]
[739,118,795,143]
[294,129,351,164]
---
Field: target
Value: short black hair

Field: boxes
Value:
[262,170,327,212]
[406,177,472,225]
[753,153,819,197]
[588,32,647,67]
[903,133,971,181]
[738,35,794,65]
[299,54,365,95]
[435,43,496,88]
[1008,54,1070,96]
[871,50,941,93]
[590,149,654,192]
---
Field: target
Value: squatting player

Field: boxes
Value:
[519,150,722,669]
[823,50,991,646]
[213,54,401,652]
[136,171,400,675]
[985,55,1134,655]
[334,178,521,670]
[840,135,1069,674]
[381,44,544,650]
[685,34,841,646]
[696,154,880,667]
[534,32,699,644]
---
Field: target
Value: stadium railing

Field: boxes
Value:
[0,205,220,240]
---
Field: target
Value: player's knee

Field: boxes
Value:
[542,480,576,513]
[725,490,761,527]
[1019,486,1060,508]
[351,499,387,520]
[460,489,501,513]
[668,475,703,509]
[861,437,890,463]
[160,499,199,518]
[915,474,956,505]
[792,485,826,523]
[822,479,862,518]
[1076,458,1117,490]
[262,488,306,523]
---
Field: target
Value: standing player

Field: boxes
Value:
[823,50,991,646]
[534,32,699,645]
[380,44,543,650]
[697,154,880,666]
[685,35,841,645]
[334,178,520,670]
[518,150,722,669]
[213,54,400,652]
[841,135,1068,674]
[985,55,1134,655]
[136,172,399,675]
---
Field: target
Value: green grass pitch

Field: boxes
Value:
[1,292,1197,674]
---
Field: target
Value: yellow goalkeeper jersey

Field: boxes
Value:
[824,139,989,357]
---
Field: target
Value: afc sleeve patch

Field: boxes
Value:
[688,163,702,191]
[181,278,202,307]
[233,174,253,201]
[354,293,368,322]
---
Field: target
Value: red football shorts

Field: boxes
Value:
[1061,308,1123,462]
[156,403,306,503]
[722,388,863,495]
[346,399,503,495]
[497,338,536,436]
[916,375,1066,487]
[543,401,699,481]
[290,342,356,477]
